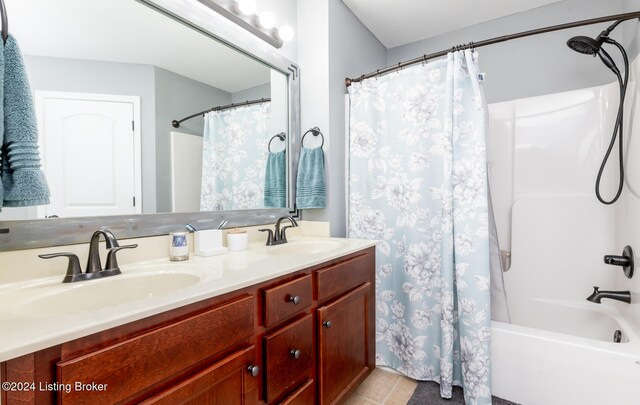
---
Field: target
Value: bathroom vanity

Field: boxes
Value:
[0,240,376,405]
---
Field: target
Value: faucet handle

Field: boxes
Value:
[280,225,295,243]
[39,252,82,283]
[259,229,274,246]
[105,244,138,271]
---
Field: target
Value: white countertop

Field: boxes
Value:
[0,237,377,363]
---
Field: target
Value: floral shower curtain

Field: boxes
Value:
[347,50,492,405]
[200,102,271,210]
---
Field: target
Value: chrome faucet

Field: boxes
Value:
[39,229,137,283]
[586,286,631,304]
[259,216,299,246]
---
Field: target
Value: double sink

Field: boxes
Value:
[0,239,348,318]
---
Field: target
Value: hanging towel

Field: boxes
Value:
[1,34,50,207]
[0,37,4,208]
[264,150,286,208]
[296,146,326,209]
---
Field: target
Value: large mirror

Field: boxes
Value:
[0,0,299,250]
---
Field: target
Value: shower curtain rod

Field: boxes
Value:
[171,97,270,128]
[345,10,640,87]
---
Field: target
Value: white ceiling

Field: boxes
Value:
[6,0,271,93]
[342,0,567,48]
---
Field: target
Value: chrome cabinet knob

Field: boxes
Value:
[288,295,301,305]
[323,320,332,328]
[247,365,260,377]
[290,349,301,359]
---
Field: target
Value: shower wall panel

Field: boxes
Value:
[616,54,640,333]
[488,78,622,325]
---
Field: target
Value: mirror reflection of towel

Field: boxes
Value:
[1,35,50,208]
[296,147,325,209]
[264,150,286,208]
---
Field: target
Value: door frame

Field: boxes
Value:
[35,91,142,218]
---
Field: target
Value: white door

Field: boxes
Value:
[36,92,142,218]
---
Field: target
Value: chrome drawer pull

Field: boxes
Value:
[290,349,301,359]
[247,365,260,377]
[323,320,332,328]
[288,295,301,305]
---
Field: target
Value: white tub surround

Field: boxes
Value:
[487,53,640,405]
[0,233,373,363]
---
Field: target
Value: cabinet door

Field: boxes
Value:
[141,346,259,405]
[317,283,374,405]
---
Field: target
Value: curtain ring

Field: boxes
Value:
[376,69,380,80]
[422,54,427,66]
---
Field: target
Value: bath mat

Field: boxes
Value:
[407,381,519,405]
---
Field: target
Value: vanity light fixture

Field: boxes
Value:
[235,0,256,15]
[197,0,294,49]
[258,11,276,29]
[277,25,294,42]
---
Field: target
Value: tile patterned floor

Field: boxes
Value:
[344,368,418,405]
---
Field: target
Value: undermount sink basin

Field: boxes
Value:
[267,239,348,255]
[16,272,201,316]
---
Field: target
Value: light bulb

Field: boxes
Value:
[236,0,256,15]
[258,11,276,29]
[277,25,294,42]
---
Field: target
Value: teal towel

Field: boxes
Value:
[264,150,286,208]
[296,146,326,209]
[2,34,50,207]
[0,36,4,207]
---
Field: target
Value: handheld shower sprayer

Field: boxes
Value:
[567,20,629,205]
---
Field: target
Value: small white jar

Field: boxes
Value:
[226,228,248,251]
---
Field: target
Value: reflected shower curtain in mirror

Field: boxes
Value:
[200,102,271,210]
[347,50,492,405]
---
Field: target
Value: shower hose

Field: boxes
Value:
[595,38,628,205]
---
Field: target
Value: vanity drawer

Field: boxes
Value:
[263,274,312,327]
[316,250,374,302]
[280,379,314,405]
[140,346,259,405]
[57,295,255,404]
[264,314,313,403]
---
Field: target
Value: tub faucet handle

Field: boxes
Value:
[603,245,634,279]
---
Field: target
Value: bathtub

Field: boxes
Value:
[491,299,640,405]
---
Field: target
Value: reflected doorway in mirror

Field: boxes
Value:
[35,91,142,219]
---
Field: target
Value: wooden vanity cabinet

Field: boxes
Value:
[0,247,375,405]
[318,283,373,405]
[140,346,259,405]
[57,295,256,404]
[314,248,376,405]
